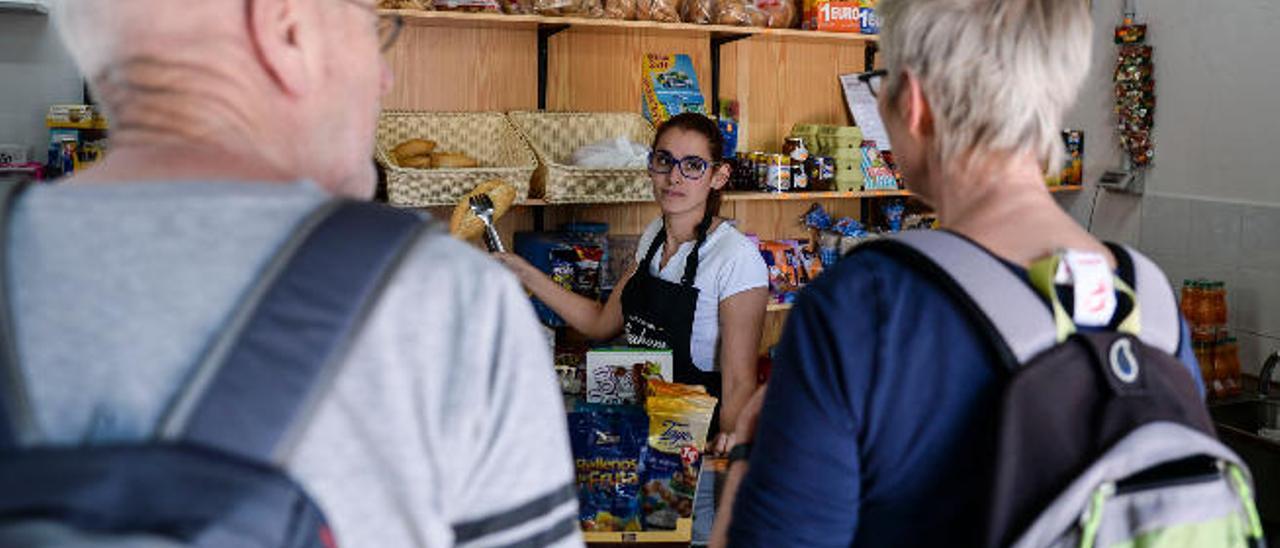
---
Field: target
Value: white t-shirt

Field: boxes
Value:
[634,218,769,372]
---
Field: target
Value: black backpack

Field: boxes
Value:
[0,181,426,547]
[865,230,1264,548]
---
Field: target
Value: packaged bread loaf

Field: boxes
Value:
[500,0,536,14]
[602,0,637,19]
[638,0,681,22]
[715,0,767,26]
[681,0,714,24]
[758,0,797,27]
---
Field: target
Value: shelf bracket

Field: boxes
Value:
[537,24,571,110]
[864,42,879,72]
[710,32,752,119]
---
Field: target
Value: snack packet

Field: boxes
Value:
[569,406,649,532]
[639,381,717,530]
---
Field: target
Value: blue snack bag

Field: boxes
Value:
[568,406,649,532]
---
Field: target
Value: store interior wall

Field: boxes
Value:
[1060,0,1280,375]
[0,8,83,164]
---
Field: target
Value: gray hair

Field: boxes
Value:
[877,0,1092,172]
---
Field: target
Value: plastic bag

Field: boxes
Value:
[537,0,604,17]
[681,0,714,24]
[569,407,649,533]
[756,0,797,27]
[571,138,650,169]
[602,0,638,19]
[714,0,767,26]
[500,0,535,14]
[638,0,682,23]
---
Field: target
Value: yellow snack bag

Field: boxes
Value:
[640,381,717,530]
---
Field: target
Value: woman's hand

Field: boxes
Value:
[710,431,736,457]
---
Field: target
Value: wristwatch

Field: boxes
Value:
[728,442,752,464]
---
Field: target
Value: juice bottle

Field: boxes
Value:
[1213,281,1229,327]
[1193,340,1216,393]
[1180,279,1197,324]
[1192,281,1218,343]
[1216,336,1242,398]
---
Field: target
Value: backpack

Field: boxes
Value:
[866,229,1264,548]
[0,181,426,547]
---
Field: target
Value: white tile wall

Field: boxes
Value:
[1136,194,1280,375]
[1139,195,1192,257]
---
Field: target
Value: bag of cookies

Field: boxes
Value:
[637,0,682,22]
[639,381,716,531]
[681,0,714,24]
[569,406,649,533]
[715,0,767,26]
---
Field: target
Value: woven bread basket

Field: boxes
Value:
[507,111,655,204]
[376,111,536,207]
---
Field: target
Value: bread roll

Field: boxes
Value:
[398,155,434,169]
[393,139,437,163]
[450,180,518,241]
[431,152,480,169]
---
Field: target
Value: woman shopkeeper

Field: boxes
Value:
[495,113,769,455]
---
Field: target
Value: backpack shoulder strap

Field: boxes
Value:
[859,230,1059,370]
[159,200,425,464]
[1110,244,1181,355]
[0,180,32,450]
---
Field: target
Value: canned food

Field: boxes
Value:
[766,154,791,192]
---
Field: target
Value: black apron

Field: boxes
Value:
[621,220,722,404]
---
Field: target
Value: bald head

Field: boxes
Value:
[54,0,395,198]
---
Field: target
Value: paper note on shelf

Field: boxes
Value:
[839,73,892,151]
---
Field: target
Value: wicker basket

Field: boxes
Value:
[507,112,656,204]
[376,111,536,207]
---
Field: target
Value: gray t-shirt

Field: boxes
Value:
[9,181,582,548]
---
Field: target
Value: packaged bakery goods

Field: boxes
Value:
[536,0,604,17]
[681,0,714,24]
[602,0,637,19]
[637,0,681,23]
[639,381,716,530]
[569,406,649,533]
[500,0,536,13]
[757,0,798,27]
[715,0,767,26]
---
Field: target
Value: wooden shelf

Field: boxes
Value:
[384,9,878,43]
[515,186,1080,206]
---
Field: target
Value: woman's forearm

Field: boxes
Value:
[521,269,619,340]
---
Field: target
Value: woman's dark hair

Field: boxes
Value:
[652,112,726,219]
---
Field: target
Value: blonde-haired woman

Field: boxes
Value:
[712,0,1203,546]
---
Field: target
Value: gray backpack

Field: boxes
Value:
[873,230,1265,548]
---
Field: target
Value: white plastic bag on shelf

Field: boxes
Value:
[571,138,650,169]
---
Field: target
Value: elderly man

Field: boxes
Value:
[714,0,1207,546]
[0,0,580,546]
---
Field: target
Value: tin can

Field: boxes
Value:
[765,154,791,192]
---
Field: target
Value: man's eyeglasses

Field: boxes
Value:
[649,150,714,180]
[858,69,888,98]
[337,0,405,53]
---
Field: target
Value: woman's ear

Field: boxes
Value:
[710,162,731,191]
